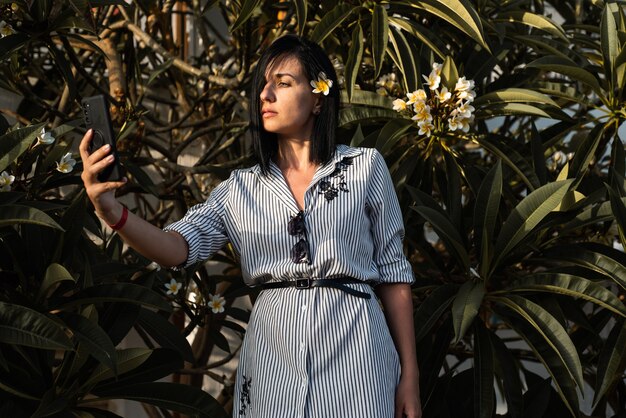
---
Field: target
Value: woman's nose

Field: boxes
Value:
[260,83,275,103]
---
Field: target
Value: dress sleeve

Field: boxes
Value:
[366,149,414,285]
[162,178,231,270]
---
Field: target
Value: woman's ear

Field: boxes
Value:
[313,96,323,115]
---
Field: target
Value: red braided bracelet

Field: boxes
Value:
[108,206,128,230]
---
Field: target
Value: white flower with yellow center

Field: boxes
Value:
[406,89,427,104]
[392,98,407,112]
[456,101,475,118]
[310,71,333,96]
[208,293,226,313]
[437,86,452,103]
[418,120,435,137]
[413,101,427,113]
[56,152,76,173]
[411,104,432,123]
[459,116,473,132]
[0,171,15,191]
[423,69,441,90]
[448,115,462,132]
[164,279,182,296]
[0,21,15,38]
[37,127,55,145]
[455,76,476,102]
[432,62,443,75]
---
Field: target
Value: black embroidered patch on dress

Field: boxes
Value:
[239,375,252,416]
[318,157,354,201]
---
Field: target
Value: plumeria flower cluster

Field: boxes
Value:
[392,63,477,138]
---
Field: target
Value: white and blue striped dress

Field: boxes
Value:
[164,145,414,417]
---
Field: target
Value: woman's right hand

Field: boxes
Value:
[79,129,127,218]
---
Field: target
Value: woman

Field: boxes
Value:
[80,35,421,418]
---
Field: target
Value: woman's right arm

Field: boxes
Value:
[79,129,188,268]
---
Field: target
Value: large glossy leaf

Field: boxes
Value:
[473,88,560,108]
[229,0,263,32]
[474,160,502,278]
[543,244,626,289]
[37,263,75,302]
[594,318,626,406]
[0,302,72,350]
[606,184,626,249]
[527,56,604,96]
[60,312,117,374]
[569,124,606,180]
[91,382,228,417]
[388,16,446,59]
[0,33,30,60]
[494,12,568,42]
[489,332,523,418]
[339,106,398,127]
[475,102,569,120]
[0,204,64,230]
[601,5,619,88]
[561,197,626,232]
[411,205,470,272]
[341,89,394,108]
[372,5,389,78]
[57,283,172,312]
[413,284,458,342]
[493,295,583,389]
[310,4,356,44]
[344,23,364,103]
[451,281,485,343]
[492,180,572,270]
[0,123,45,172]
[406,0,490,52]
[474,323,494,418]
[294,0,307,36]
[82,348,152,389]
[375,118,414,155]
[387,26,419,93]
[504,273,626,317]
[136,309,195,364]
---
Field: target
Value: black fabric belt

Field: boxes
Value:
[257,277,372,299]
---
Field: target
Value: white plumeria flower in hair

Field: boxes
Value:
[37,127,55,145]
[208,293,226,313]
[56,152,76,173]
[0,171,15,191]
[310,71,333,96]
[0,21,15,38]
[392,98,407,112]
[164,279,182,295]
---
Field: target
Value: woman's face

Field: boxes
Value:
[259,56,321,140]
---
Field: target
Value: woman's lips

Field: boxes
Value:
[262,111,277,118]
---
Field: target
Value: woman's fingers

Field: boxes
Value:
[90,178,127,195]
[78,129,94,161]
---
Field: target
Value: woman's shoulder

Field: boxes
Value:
[335,144,381,167]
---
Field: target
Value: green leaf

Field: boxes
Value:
[92,382,228,417]
[310,4,356,44]
[344,23,364,103]
[58,283,172,312]
[59,312,118,375]
[489,332,523,418]
[494,11,568,42]
[137,309,195,364]
[388,16,446,59]
[505,273,626,317]
[229,0,263,32]
[474,160,502,279]
[594,318,626,406]
[371,5,389,78]
[0,302,72,350]
[375,118,413,155]
[413,284,458,342]
[601,5,619,88]
[474,135,540,190]
[0,204,64,230]
[474,323,495,418]
[0,33,30,60]
[492,180,573,271]
[473,88,560,108]
[37,263,76,302]
[294,0,307,36]
[82,348,152,388]
[387,26,419,93]
[494,295,583,389]
[606,183,626,249]
[527,56,604,96]
[341,89,394,108]
[410,205,470,272]
[474,103,569,120]
[0,122,45,172]
[451,281,485,343]
[440,56,459,91]
[339,106,398,128]
[570,124,606,180]
[406,0,490,52]
[147,58,174,86]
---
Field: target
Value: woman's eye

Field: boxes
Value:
[278,82,289,87]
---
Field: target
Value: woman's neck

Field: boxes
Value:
[275,137,315,171]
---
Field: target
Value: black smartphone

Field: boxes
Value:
[81,95,123,182]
